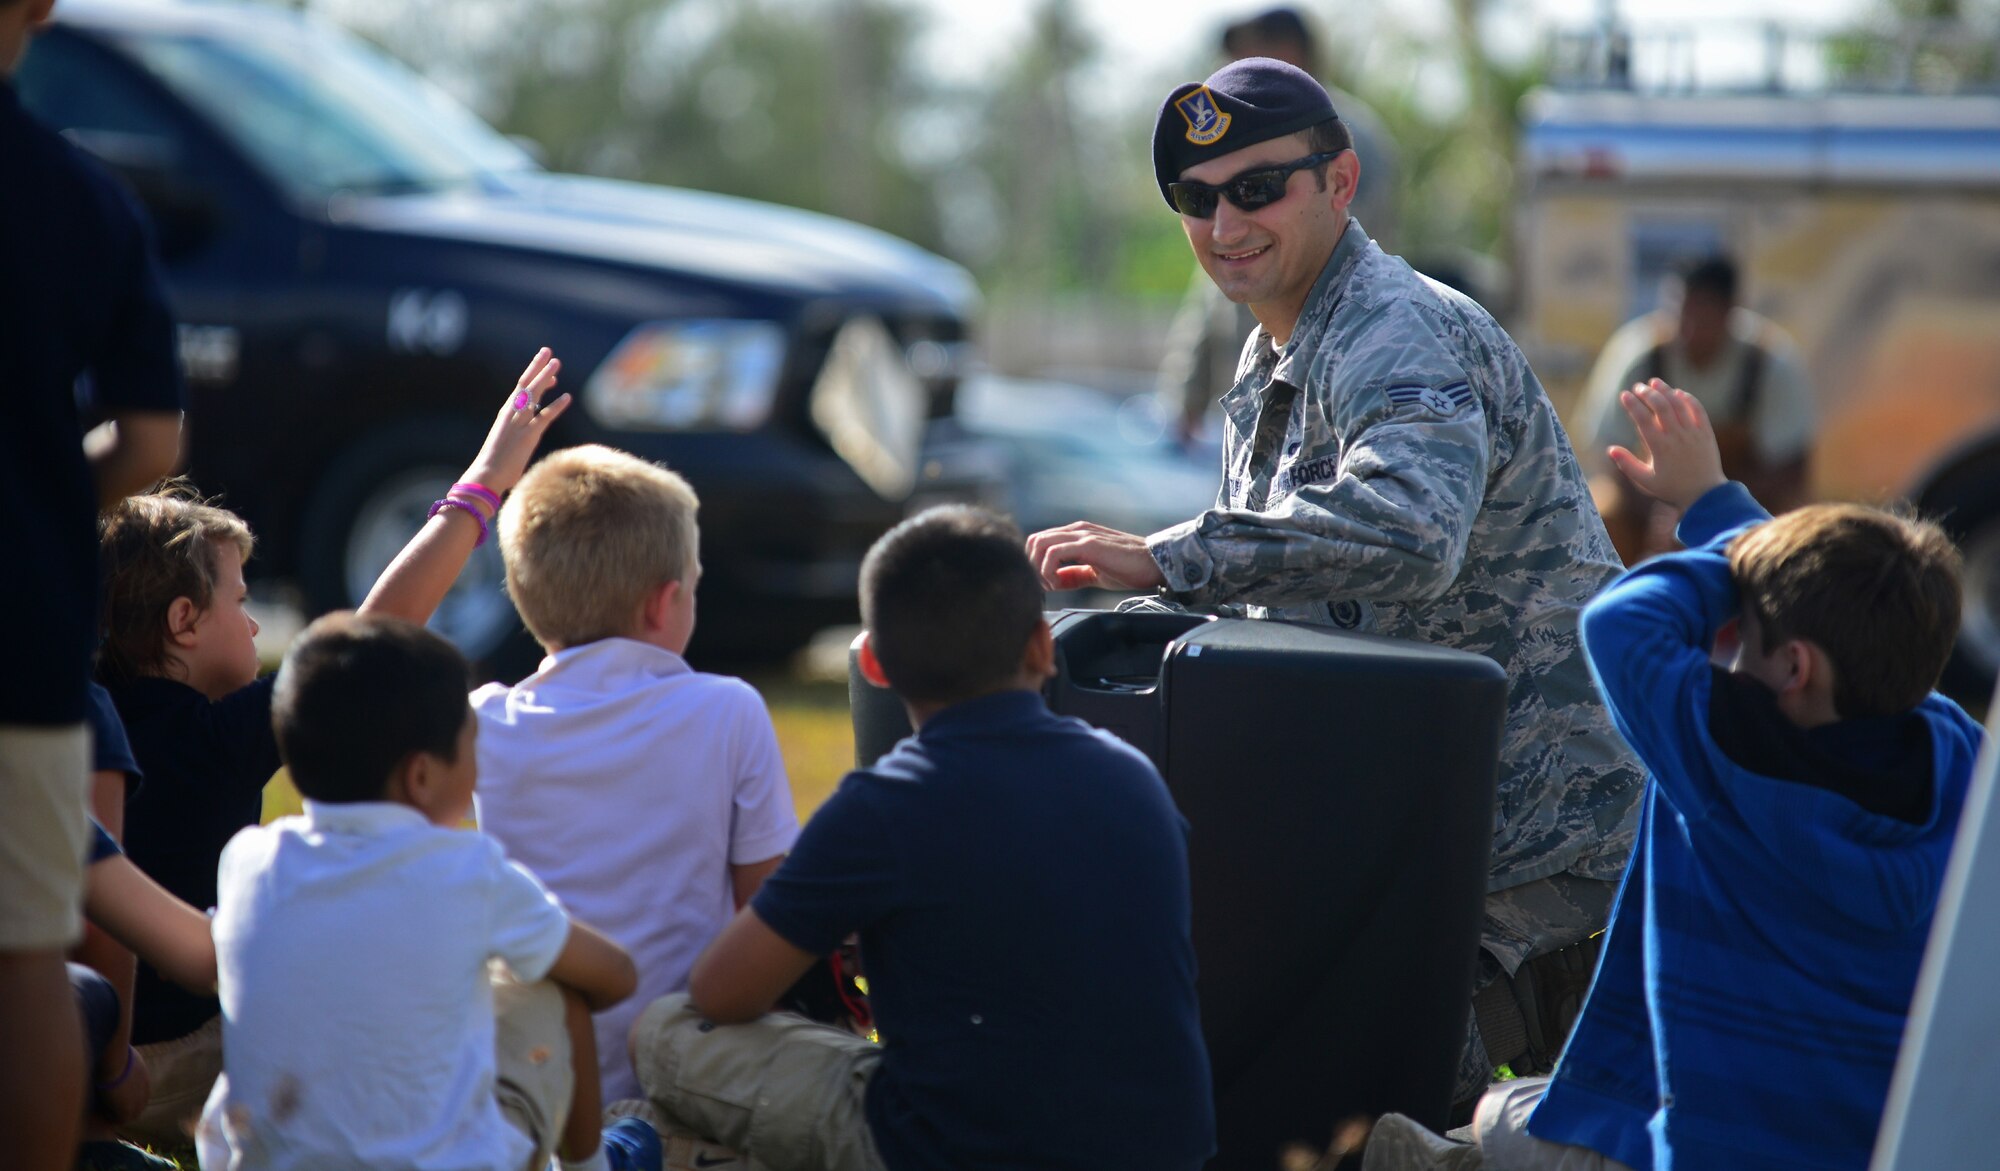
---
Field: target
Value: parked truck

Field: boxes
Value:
[1515,21,2000,695]
[20,0,982,671]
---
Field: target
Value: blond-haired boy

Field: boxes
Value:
[473,444,798,1103]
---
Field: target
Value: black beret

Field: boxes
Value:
[1151,57,1338,209]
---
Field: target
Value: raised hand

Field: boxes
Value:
[1024,521,1167,592]
[1607,378,1727,513]
[463,347,573,496]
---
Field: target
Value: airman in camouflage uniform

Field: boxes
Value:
[1025,56,1644,1099]
[1146,214,1642,899]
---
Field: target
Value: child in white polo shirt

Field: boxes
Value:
[472,445,799,1103]
[197,613,661,1171]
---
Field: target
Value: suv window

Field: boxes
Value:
[16,30,186,143]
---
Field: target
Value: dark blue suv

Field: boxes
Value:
[19,0,979,667]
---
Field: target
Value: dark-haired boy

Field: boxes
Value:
[195,613,661,1171]
[627,506,1215,1171]
[1365,381,1982,1171]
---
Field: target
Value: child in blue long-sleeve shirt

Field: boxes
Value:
[1365,380,1983,1171]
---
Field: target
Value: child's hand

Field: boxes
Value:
[462,348,572,496]
[1607,379,1727,513]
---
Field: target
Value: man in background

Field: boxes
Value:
[1579,255,1816,563]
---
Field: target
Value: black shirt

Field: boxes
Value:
[0,80,183,726]
[115,673,279,1044]
[754,690,1216,1171]
[1707,667,1934,825]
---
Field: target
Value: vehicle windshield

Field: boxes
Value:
[114,13,536,198]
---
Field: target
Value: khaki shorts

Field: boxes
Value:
[134,971,572,1169]
[122,1014,224,1148]
[1473,1077,1637,1171]
[1358,1080,1638,1171]
[493,970,575,1171]
[0,723,90,950]
[633,993,886,1171]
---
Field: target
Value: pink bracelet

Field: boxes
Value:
[452,481,503,512]
[445,489,496,522]
[429,497,489,546]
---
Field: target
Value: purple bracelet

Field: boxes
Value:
[451,481,503,512]
[429,497,489,546]
[95,1046,137,1093]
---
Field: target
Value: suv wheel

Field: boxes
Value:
[299,422,534,677]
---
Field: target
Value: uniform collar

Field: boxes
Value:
[1224,216,1370,420]
[302,800,431,835]
[1271,216,1370,383]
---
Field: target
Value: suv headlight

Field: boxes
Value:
[583,320,787,431]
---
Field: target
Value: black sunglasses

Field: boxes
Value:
[1167,150,1345,219]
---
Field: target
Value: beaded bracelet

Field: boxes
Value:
[451,481,503,513]
[95,1046,137,1093]
[429,497,489,546]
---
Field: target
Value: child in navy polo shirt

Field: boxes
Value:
[627,506,1216,1171]
[97,348,571,1145]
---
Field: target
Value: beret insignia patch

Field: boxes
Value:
[1176,87,1232,145]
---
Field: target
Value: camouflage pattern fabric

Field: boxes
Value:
[1146,220,1643,892]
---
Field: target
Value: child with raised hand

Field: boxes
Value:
[99,349,570,1145]
[1365,379,1983,1171]
[196,612,659,1171]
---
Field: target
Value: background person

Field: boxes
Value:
[1579,255,1816,563]
[1,0,183,1164]
[1027,58,1643,1107]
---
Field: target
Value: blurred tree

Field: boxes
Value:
[330,0,947,251]
[1825,0,2000,90]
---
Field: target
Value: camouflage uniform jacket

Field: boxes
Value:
[1146,220,1642,891]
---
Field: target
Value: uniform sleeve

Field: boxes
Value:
[86,170,185,415]
[483,841,573,984]
[1752,349,1816,464]
[1581,482,1770,821]
[750,778,900,957]
[727,684,799,866]
[1146,348,1490,609]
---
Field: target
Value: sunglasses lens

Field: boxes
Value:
[1227,171,1288,211]
[1168,183,1220,218]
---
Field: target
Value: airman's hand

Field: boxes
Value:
[1024,522,1167,592]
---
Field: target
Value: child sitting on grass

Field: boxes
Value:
[97,349,570,1144]
[1364,380,1983,1171]
[471,445,798,1104]
[196,612,660,1171]
[73,815,218,1171]
[627,506,1215,1171]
